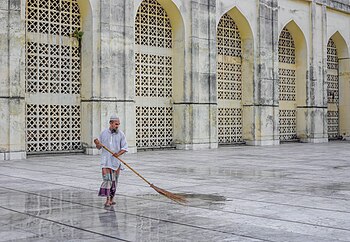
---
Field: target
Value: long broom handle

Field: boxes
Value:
[99,143,152,186]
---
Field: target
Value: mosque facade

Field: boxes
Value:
[1,0,350,160]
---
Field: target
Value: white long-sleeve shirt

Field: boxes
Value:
[99,128,128,170]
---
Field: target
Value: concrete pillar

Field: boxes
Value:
[302,3,328,143]
[174,0,217,150]
[83,0,136,154]
[0,0,26,160]
[247,0,279,146]
[339,58,350,139]
[80,0,101,154]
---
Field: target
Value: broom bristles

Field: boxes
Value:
[150,184,187,204]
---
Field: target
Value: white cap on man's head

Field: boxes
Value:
[110,114,119,121]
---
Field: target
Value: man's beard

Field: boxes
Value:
[111,128,118,133]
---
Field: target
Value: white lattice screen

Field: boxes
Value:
[217,13,243,144]
[327,38,340,139]
[26,104,81,152]
[278,27,297,141]
[135,0,174,148]
[27,0,80,36]
[25,0,82,153]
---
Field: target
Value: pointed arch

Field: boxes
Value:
[225,7,255,104]
[134,0,185,149]
[327,32,350,139]
[328,31,349,59]
[134,0,185,56]
[25,0,86,154]
[216,7,255,144]
[278,20,308,141]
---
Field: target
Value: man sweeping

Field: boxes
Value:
[94,115,128,207]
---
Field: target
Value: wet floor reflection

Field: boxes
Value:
[20,190,98,240]
[98,206,118,231]
[168,167,288,179]
[138,192,227,207]
[181,193,227,207]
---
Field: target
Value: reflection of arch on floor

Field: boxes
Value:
[327,32,350,139]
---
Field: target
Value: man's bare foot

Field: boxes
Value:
[110,198,116,205]
[104,198,111,207]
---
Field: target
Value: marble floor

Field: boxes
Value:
[1,141,350,241]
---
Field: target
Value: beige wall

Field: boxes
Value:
[1,0,350,160]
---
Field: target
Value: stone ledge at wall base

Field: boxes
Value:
[245,140,280,146]
[175,142,218,150]
[84,146,137,155]
[299,137,329,143]
[0,151,26,161]
[342,135,350,141]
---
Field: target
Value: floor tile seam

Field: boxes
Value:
[142,170,343,182]
[14,159,349,174]
[185,206,350,233]
[1,165,348,191]
[1,186,350,235]
[203,196,350,214]
[1,172,350,213]
[0,168,208,190]
[178,185,350,206]
[0,173,158,195]
[256,188,350,201]
[21,153,350,170]
[179,183,350,203]
[0,205,131,242]
[0,184,195,210]
[17,146,346,163]
[183,177,350,195]
[0,173,191,191]
[2,170,350,213]
[0,217,41,238]
[0,192,272,242]
[2,163,346,188]
[0,171,163,189]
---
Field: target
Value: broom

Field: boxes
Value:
[94,139,187,204]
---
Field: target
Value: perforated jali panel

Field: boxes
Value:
[279,110,297,141]
[135,0,174,149]
[217,13,243,144]
[26,104,81,152]
[135,53,172,98]
[27,0,80,36]
[218,108,243,143]
[25,0,82,153]
[26,42,80,95]
[278,27,297,141]
[327,39,339,139]
[135,0,172,48]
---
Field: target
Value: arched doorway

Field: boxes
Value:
[25,0,82,153]
[134,0,174,149]
[216,13,243,144]
[278,27,297,141]
[327,38,340,139]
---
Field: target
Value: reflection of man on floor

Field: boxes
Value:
[98,206,118,230]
